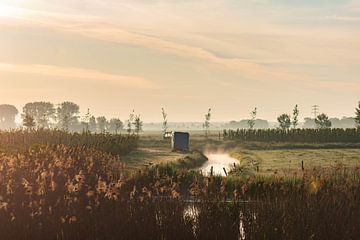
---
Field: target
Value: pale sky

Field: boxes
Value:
[0,0,359,122]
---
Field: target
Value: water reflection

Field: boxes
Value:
[200,153,238,176]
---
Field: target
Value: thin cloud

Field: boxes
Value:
[0,6,314,83]
[322,15,360,22]
[0,63,157,89]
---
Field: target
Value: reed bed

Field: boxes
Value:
[0,129,138,155]
[0,144,358,239]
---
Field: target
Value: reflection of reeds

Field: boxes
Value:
[0,142,358,238]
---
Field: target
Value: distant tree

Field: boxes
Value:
[81,108,91,132]
[89,116,97,133]
[23,102,55,128]
[303,117,316,129]
[248,107,257,129]
[133,114,143,134]
[127,110,135,134]
[96,116,108,133]
[340,117,356,128]
[292,104,299,129]
[203,108,211,137]
[356,101,360,128]
[0,104,18,129]
[161,108,168,137]
[315,113,332,129]
[57,102,80,131]
[277,114,291,130]
[23,114,35,129]
[109,118,123,134]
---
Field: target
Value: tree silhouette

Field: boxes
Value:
[292,104,299,129]
[23,114,35,129]
[57,102,80,131]
[161,108,168,137]
[277,114,291,130]
[109,118,123,134]
[203,108,211,137]
[133,114,143,134]
[315,113,332,129]
[355,101,360,128]
[23,102,55,129]
[0,104,18,130]
[248,107,257,129]
[127,110,135,134]
[96,116,108,133]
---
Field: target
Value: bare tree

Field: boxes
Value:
[203,108,211,137]
[161,107,168,137]
[248,107,257,129]
[81,108,91,132]
[127,110,135,134]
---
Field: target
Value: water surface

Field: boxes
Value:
[200,153,238,176]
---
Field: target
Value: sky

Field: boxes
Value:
[0,0,359,122]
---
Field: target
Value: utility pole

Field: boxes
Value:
[312,105,319,119]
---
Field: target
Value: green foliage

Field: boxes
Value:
[277,113,291,130]
[315,113,332,129]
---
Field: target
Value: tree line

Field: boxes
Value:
[223,102,360,143]
[0,102,143,134]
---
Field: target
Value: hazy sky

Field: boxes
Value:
[0,0,359,122]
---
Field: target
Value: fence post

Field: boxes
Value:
[223,167,228,176]
[301,161,304,171]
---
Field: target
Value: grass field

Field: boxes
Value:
[231,148,360,175]
[132,132,360,176]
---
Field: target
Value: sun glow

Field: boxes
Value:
[0,4,25,18]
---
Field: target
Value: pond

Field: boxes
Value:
[199,153,238,176]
